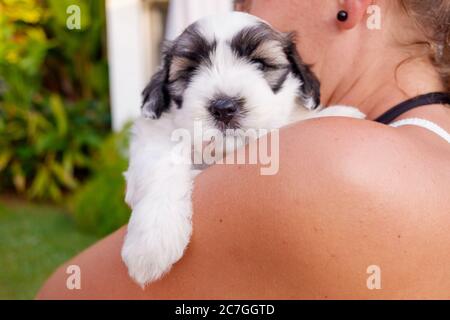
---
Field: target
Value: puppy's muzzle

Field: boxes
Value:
[208,96,242,127]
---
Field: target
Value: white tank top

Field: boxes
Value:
[390,118,450,144]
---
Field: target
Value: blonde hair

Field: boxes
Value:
[400,0,450,91]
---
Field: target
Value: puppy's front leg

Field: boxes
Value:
[122,120,194,286]
[122,150,193,286]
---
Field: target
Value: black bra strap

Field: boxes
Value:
[374,92,450,125]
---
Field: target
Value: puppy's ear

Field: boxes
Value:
[141,43,173,119]
[283,33,321,110]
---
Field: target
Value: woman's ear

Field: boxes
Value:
[283,33,321,110]
[141,44,173,119]
[338,0,373,30]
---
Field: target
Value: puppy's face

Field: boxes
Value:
[142,12,320,133]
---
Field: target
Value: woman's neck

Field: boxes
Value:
[322,52,445,120]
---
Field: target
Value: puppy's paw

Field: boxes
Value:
[121,207,192,287]
[121,227,191,287]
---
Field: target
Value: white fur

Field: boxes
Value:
[122,13,366,287]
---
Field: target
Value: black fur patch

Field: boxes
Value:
[141,23,217,118]
[271,69,290,93]
[171,25,217,69]
[230,23,321,108]
[230,24,289,93]
[283,33,321,108]
[141,52,172,118]
[230,23,281,59]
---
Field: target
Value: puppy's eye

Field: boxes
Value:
[251,58,271,71]
[184,65,197,74]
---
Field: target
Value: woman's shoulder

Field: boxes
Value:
[37,118,450,299]
[284,117,413,163]
[276,117,419,187]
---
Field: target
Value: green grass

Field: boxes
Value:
[0,197,99,300]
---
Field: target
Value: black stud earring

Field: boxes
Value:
[337,10,348,22]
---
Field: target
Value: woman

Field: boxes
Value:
[37,0,450,299]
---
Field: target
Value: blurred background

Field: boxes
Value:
[0,0,233,299]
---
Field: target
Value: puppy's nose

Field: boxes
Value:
[209,98,239,124]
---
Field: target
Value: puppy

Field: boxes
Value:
[122,12,365,287]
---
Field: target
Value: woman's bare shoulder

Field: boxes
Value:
[37,118,450,299]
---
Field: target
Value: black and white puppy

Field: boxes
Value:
[122,12,365,287]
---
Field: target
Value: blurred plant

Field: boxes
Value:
[70,126,131,236]
[0,0,110,201]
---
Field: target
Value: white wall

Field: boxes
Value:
[106,0,151,131]
[165,0,233,40]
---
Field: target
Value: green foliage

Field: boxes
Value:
[70,127,131,236]
[0,0,110,201]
